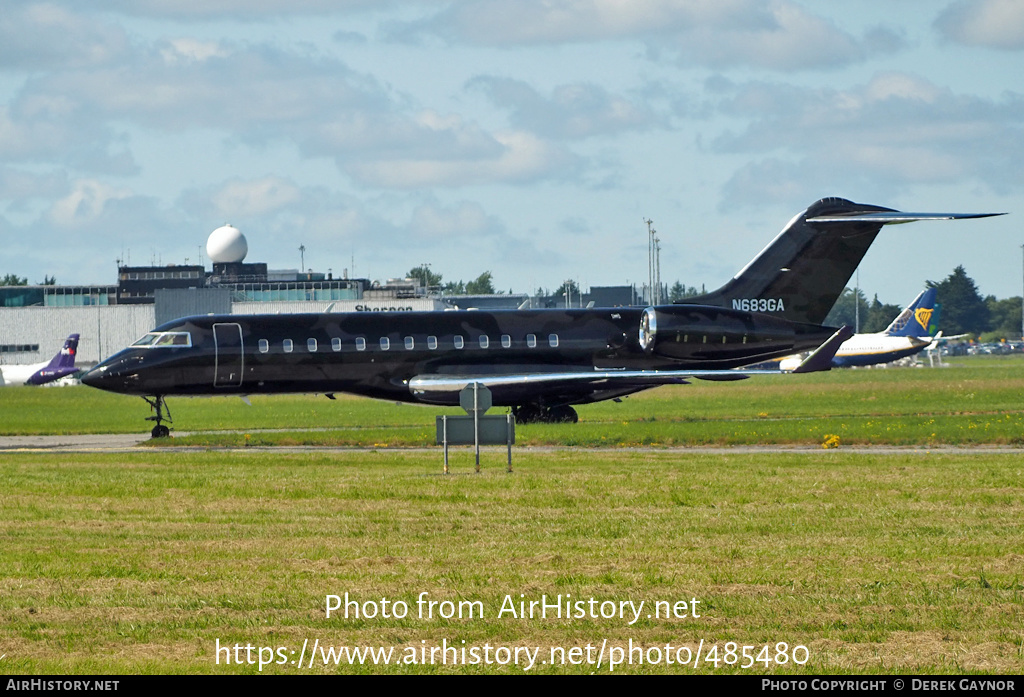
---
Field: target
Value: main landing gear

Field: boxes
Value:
[143,395,172,438]
[512,403,579,424]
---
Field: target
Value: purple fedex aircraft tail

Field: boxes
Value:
[27,334,80,385]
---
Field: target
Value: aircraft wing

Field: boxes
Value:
[408,367,761,403]
[930,332,969,344]
[409,327,851,398]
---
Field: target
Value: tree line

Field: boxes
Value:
[1,274,56,286]
[406,266,501,295]
[824,265,1022,341]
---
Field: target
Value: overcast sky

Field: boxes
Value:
[1,0,1022,303]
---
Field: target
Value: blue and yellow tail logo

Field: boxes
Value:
[885,288,938,337]
[914,307,933,332]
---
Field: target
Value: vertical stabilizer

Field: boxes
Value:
[883,288,938,337]
[681,198,1002,325]
[49,334,80,371]
[27,334,80,385]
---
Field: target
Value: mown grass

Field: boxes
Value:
[3,355,1023,446]
[1,449,1022,674]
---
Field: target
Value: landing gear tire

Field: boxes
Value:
[151,424,170,438]
[513,404,544,424]
[550,405,579,423]
[513,404,578,424]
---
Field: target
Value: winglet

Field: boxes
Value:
[791,326,854,373]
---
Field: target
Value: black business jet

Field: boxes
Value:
[81,198,1002,436]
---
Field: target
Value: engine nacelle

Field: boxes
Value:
[638,305,803,363]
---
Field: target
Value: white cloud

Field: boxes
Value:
[935,0,1024,49]
[397,0,902,71]
[160,39,228,64]
[0,4,129,71]
[712,73,1024,206]
[408,200,503,238]
[469,77,665,139]
[48,179,134,226]
[407,0,774,45]
[309,110,503,161]
[48,0,397,20]
[5,39,577,188]
[0,168,68,203]
[346,130,576,188]
[208,177,303,217]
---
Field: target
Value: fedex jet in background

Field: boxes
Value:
[0,334,81,386]
[780,289,939,370]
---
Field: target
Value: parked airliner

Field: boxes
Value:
[80,198,1002,436]
[777,288,941,369]
[0,334,80,386]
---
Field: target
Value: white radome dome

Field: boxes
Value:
[207,224,248,263]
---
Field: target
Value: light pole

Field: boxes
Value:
[645,218,655,305]
[654,236,662,305]
[855,269,860,334]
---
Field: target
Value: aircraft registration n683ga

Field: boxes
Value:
[81,198,1003,437]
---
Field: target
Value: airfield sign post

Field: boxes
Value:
[461,382,491,472]
[436,383,514,474]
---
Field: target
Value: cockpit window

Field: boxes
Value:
[132,332,192,348]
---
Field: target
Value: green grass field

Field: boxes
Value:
[1,357,1022,674]
[3,355,1024,447]
[1,450,1022,674]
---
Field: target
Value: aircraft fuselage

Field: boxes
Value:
[81,306,835,408]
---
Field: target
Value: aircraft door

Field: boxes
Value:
[213,323,244,388]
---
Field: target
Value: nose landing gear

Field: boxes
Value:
[143,395,172,438]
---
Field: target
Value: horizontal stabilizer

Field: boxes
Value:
[807,211,1005,224]
[791,326,854,374]
[683,198,1005,325]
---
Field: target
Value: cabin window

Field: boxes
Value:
[501,334,511,348]
[454,335,465,349]
[405,336,415,350]
[427,336,438,350]
[549,334,559,348]
[332,338,342,352]
[479,336,490,349]
[308,338,318,352]
[356,337,366,351]
[380,337,390,351]
[283,339,294,353]
[258,339,269,353]
[526,334,537,348]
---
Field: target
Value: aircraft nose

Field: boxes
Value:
[80,357,138,392]
[79,365,109,389]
